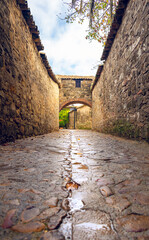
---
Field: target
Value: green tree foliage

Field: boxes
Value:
[64,0,118,44]
[59,108,70,128]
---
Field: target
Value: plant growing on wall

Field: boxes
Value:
[59,108,70,128]
[64,0,118,44]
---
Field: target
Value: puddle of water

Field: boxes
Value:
[75,222,110,231]
[59,217,72,240]
[68,198,84,212]
[72,177,88,184]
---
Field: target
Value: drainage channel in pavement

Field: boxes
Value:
[59,131,119,240]
[59,130,112,240]
[59,131,83,240]
[1,130,149,240]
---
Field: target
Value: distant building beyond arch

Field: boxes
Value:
[57,75,94,111]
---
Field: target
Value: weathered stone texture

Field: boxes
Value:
[69,110,76,129]
[0,0,59,143]
[69,105,92,129]
[76,105,92,129]
[58,75,93,110]
[92,0,149,141]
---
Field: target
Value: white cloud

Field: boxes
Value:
[28,0,61,36]
[27,0,103,76]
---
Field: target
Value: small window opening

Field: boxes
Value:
[75,80,81,88]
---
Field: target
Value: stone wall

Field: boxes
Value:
[68,105,92,129]
[0,0,59,143]
[68,110,76,129]
[76,105,92,129]
[58,75,93,110]
[92,0,149,141]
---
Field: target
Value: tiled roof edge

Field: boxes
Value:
[90,65,103,91]
[16,0,60,88]
[101,0,130,61]
[92,0,130,91]
[57,75,94,80]
[40,53,61,88]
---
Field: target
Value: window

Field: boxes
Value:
[75,80,81,88]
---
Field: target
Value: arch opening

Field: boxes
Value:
[59,99,92,130]
[59,98,92,111]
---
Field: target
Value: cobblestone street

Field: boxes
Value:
[0,130,149,240]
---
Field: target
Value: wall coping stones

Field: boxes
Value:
[16,0,44,51]
[16,0,60,88]
[40,53,61,88]
[101,0,130,61]
[90,65,103,92]
[92,0,130,91]
[57,75,94,81]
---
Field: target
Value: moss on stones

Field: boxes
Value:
[101,119,147,141]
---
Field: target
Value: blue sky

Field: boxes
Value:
[27,0,103,76]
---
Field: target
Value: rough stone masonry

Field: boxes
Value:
[0,0,60,144]
[58,75,93,111]
[92,0,149,142]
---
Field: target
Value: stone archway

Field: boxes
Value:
[59,98,92,111]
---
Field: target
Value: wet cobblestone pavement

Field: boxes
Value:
[0,130,149,240]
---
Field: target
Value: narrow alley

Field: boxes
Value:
[0,130,149,240]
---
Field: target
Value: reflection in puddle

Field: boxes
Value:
[59,217,72,240]
[75,222,110,231]
[69,198,84,212]
[72,177,88,184]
